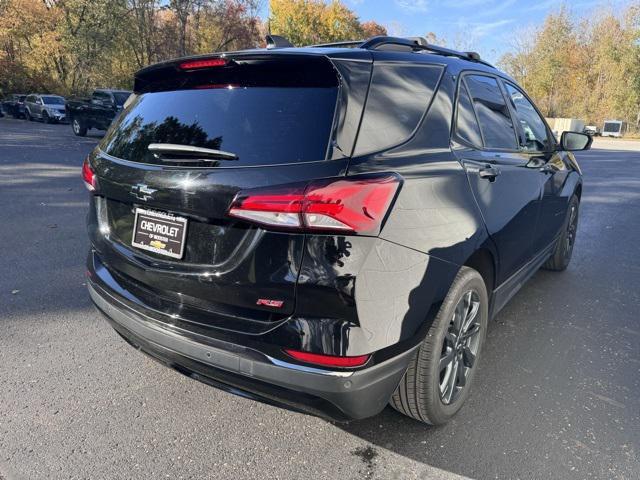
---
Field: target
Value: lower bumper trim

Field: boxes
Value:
[88,281,417,421]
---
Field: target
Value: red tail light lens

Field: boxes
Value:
[179,58,227,70]
[82,158,96,191]
[228,174,400,235]
[284,349,370,368]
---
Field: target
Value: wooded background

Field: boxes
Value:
[1,0,639,130]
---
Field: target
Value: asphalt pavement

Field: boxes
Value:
[0,117,638,480]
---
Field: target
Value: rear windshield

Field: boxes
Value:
[100,86,338,166]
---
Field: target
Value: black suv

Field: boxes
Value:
[85,36,590,424]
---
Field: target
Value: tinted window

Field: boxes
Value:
[113,92,130,106]
[42,96,64,105]
[93,92,110,104]
[504,83,549,151]
[355,64,442,155]
[455,83,483,147]
[100,87,338,166]
[465,75,517,150]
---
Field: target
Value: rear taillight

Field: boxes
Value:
[179,58,227,70]
[228,174,400,235]
[284,349,370,368]
[82,158,96,191]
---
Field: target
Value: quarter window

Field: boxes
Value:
[354,64,442,156]
[455,82,483,148]
[464,75,517,150]
[504,83,550,152]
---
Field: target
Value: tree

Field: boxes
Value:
[0,0,262,96]
[499,3,640,130]
[269,0,381,46]
[361,21,387,38]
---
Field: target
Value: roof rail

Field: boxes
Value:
[358,36,494,67]
[308,40,365,49]
[277,34,493,67]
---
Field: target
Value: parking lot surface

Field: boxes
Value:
[1,117,638,480]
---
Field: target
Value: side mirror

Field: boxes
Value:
[560,131,592,151]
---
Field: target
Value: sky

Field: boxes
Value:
[262,0,632,63]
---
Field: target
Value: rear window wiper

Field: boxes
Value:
[148,143,238,162]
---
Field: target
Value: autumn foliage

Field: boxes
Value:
[269,0,386,45]
[0,0,263,95]
[499,5,640,130]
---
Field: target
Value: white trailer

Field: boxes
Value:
[601,120,624,138]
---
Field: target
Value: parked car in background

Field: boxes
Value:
[24,94,67,123]
[601,120,624,138]
[583,125,599,136]
[2,94,28,118]
[66,89,132,136]
[84,35,591,425]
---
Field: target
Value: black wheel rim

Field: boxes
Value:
[564,204,578,260]
[439,290,481,405]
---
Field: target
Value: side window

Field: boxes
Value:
[464,75,517,150]
[93,92,107,104]
[504,82,550,152]
[455,82,483,148]
[354,64,443,156]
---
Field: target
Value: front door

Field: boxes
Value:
[453,73,542,285]
[501,81,570,255]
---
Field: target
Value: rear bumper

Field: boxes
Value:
[88,280,417,422]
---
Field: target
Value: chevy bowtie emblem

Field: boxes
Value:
[130,184,157,201]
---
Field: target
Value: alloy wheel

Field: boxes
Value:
[564,204,578,260]
[73,119,80,134]
[439,290,482,405]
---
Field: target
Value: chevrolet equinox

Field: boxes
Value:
[85,36,590,424]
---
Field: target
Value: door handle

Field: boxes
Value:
[478,164,500,181]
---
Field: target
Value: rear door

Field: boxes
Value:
[453,73,542,285]
[88,54,362,328]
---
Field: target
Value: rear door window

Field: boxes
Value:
[455,82,483,148]
[464,75,517,150]
[354,63,443,156]
[100,87,338,167]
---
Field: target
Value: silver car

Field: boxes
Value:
[24,94,67,123]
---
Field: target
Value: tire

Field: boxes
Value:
[543,194,580,271]
[390,266,489,425]
[25,110,33,121]
[72,117,87,136]
[42,111,51,124]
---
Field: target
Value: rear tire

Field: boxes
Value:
[543,194,580,271]
[72,118,87,136]
[390,266,489,425]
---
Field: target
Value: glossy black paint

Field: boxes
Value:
[86,45,583,421]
